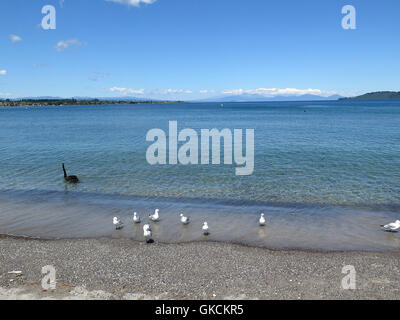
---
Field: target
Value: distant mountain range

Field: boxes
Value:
[339,91,400,101]
[194,94,343,102]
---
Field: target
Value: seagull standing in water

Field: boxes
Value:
[259,213,266,226]
[113,217,123,230]
[202,222,209,235]
[143,224,153,243]
[381,220,400,232]
[180,213,190,225]
[133,212,141,224]
[149,209,160,222]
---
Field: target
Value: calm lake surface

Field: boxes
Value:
[0,101,399,250]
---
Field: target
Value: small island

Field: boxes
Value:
[0,98,183,107]
[339,91,400,101]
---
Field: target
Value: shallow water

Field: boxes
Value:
[0,101,399,250]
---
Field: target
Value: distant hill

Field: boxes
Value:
[340,91,400,101]
[195,94,343,102]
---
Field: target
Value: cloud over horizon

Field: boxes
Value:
[105,86,341,100]
[110,87,145,95]
[0,70,7,76]
[109,87,196,96]
[164,89,193,94]
[221,88,332,97]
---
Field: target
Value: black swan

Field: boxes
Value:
[62,163,79,183]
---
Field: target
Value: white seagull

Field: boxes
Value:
[113,217,123,230]
[133,212,141,224]
[202,222,209,235]
[381,220,400,232]
[259,213,266,226]
[143,224,153,243]
[149,209,160,222]
[180,213,190,225]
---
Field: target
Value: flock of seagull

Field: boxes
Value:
[64,164,400,243]
[113,210,266,243]
[112,210,400,244]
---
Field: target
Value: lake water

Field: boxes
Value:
[0,101,399,250]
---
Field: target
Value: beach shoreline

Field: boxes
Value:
[1,236,400,300]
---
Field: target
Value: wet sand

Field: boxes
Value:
[1,236,400,300]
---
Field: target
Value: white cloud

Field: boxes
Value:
[9,34,22,43]
[109,87,196,97]
[54,39,84,51]
[222,87,327,97]
[0,70,7,76]
[106,0,157,7]
[165,89,193,94]
[110,87,145,95]
[199,89,215,94]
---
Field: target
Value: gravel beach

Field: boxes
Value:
[1,236,400,300]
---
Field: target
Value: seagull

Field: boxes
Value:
[259,213,266,226]
[202,222,209,235]
[149,209,160,222]
[381,220,400,232]
[133,212,141,224]
[143,224,153,243]
[180,213,190,225]
[113,217,123,230]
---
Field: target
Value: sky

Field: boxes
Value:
[0,0,399,100]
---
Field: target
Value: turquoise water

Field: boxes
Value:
[0,101,399,250]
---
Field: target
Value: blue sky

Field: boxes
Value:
[0,0,399,100]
